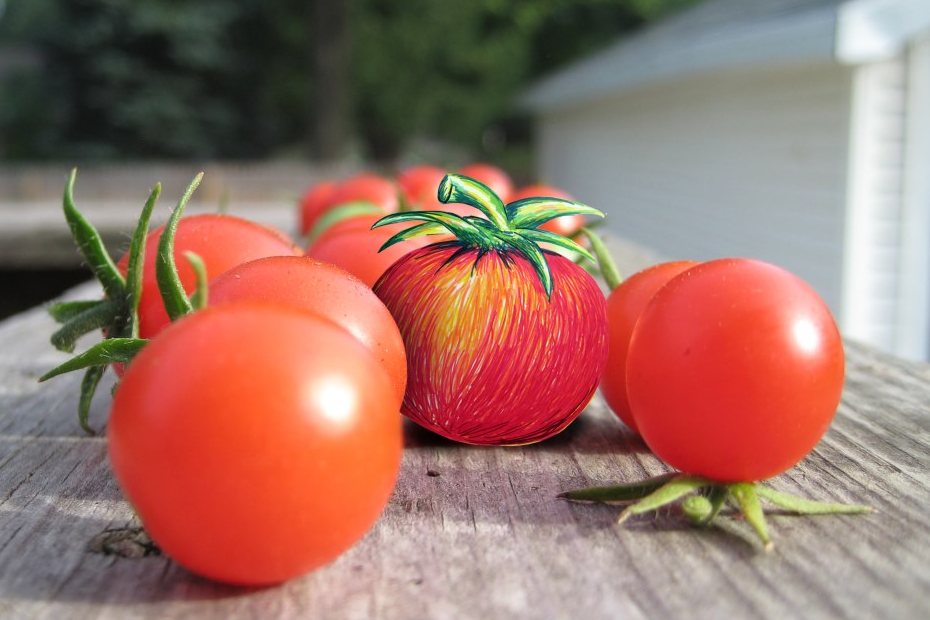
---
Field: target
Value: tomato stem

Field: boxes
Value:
[439,174,509,230]
[122,182,162,339]
[581,228,623,290]
[560,474,873,551]
[557,473,677,502]
[185,252,209,311]
[41,169,204,433]
[375,174,604,300]
[156,173,203,321]
[730,483,773,551]
[62,168,126,299]
[306,201,385,244]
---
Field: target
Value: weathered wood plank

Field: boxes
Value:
[1,273,929,619]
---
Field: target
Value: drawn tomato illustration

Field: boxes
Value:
[510,184,584,238]
[458,163,513,203]
[373,174,609,445]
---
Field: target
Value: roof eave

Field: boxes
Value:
[522,0,930,113]
[836,0,930,64]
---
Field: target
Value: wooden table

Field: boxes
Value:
[2,271,929,619]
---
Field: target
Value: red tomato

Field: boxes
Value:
[208,255,407,404]
[600,261,698,433]
[117,214,301,339]
[329,172,401,214]
[626,258,845,482]
[374,243,609,445]
[306,214,433,288]
[397,165,480,218]
[109,302,402,585]
[510,184,583,238]
[396,165,447,210]
[458,163,513,203]
[298,180,339,236]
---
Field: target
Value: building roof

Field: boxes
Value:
[521,0,930,111]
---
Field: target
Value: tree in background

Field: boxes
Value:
[0,0,311,159]
[0,0,698,164]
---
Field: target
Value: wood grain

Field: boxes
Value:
[1,277,928,619]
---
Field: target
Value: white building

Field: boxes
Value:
[521,0,930,361]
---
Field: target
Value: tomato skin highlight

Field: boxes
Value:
[306,214,433,288]
[117,214,301,339]
[626,258,845,482]
[600,260,698,433]
[208,255,407,405]
[374,242,609,445]
[109,303,402,585]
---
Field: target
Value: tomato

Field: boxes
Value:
[374,174,606,445]
[116,214,301,339]
[299,173,400,238]
[375,242,608,445]
[397,164,481,218]
[510,184,573,202]
[626,258,845,482]
[600,260,698,432]
[298,180,339,236]
[109,302,403,585]
[208,255,406,404]
[458,163,513,203]
[397,165,447,210]
[330,173,400,212]
[306,214,433,288]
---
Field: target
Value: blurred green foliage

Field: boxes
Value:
[0,0,697,163]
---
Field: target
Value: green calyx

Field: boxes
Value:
[580,227,623,290]
[372,173,604,299]
[39,168,205,434]
[559,473,873,551]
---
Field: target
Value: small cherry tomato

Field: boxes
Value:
[626,258,845,482]
[298,180,339,236]
[398,165,480,218]
[397,165,447,210]
[600,260,698,432]
[458,163,513,203]
[117,214,301,339]
[109,302,403,585]
[306,214,433,287]
[208,255,407,404]
[330,173,401,213]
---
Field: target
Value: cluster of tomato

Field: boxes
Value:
[593,255,846,483]
[44,161,862,585]
[45,171,414,586]
[45,164,608,586]
[299,162,585,287]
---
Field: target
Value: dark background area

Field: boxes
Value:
[0,0,699,319]
[0,268,88,319]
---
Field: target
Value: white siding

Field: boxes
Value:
[895,32,930,360]
[535,62,853,318]
[842,57,909,352]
